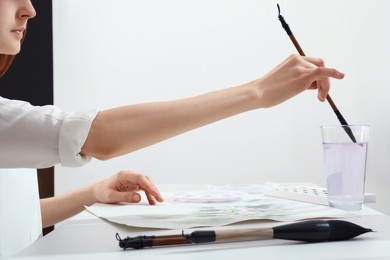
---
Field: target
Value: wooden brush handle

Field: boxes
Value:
[215,227,273,242]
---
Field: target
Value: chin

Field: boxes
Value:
[10,45,22,55]
[0,43,21,55]
[11,50,21,55]
[0,50,20,55]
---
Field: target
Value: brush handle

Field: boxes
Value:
[190,228,273,244]
[277,4,357,143]
[117,234,191,249]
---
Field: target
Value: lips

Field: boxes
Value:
[11,27,26,39]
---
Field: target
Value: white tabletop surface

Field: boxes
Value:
[11,184,390,260]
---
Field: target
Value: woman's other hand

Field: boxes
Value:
[91,170,164,205]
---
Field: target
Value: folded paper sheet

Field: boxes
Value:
[85,193,356,229]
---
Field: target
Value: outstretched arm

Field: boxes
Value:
[40,170,163,228]
[81,55,344,160]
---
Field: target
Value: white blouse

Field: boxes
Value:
[0,96,98,259]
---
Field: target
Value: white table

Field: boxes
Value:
[11,185,390,260]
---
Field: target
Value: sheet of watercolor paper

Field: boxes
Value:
[85,193,356,229]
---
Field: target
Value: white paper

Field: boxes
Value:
[85,193,356,229]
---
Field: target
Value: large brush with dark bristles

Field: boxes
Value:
[117,220,373,249]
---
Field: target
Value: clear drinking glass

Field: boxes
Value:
[321,125,369,211]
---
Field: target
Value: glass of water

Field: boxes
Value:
[321,125,369,211]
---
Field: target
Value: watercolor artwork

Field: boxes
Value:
[85,192,356,229]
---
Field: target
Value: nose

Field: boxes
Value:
[18,0,37,20]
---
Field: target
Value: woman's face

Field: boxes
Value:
[0,0,36,55]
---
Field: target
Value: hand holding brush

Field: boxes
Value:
[277,4,357,143]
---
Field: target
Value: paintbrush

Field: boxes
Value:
[276,4,357,143]
[116,220,373,249]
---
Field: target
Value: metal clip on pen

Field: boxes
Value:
[277,4,357,143]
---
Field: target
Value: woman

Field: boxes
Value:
[0,0,344,259]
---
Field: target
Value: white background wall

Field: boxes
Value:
[53,0,390,214]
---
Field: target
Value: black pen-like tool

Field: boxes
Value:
[116,220,373,250]
[276,4,357,143]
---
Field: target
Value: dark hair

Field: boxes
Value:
[0,29,27,78]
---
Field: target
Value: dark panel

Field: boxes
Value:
[0,0,53,105]
[0,0,54,235]
[38,168,55,236]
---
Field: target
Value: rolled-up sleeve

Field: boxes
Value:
[0,97,98,168]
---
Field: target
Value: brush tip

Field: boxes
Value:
[327,220,373,241]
